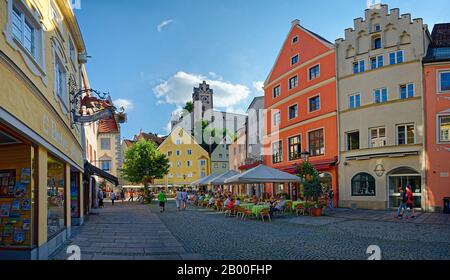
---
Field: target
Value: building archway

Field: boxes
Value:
[387,167,421,209]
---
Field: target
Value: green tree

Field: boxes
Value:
[183,101,194,113]
[121,139,170,203]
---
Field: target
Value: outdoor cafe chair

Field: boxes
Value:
[259,208,271,222]
[295,204,305,216]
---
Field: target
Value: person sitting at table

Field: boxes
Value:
[208,195,215,208]
[235,197,241,206]
[224,196,231,207]
[270,197,286,217]
[252,195,259,205]
[268,196,277,207]
[227,198,235,210]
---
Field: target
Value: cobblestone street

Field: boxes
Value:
[151,201,450,260]
[51,200,450,260]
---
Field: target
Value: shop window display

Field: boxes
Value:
[47,157,66,239]
[0,168,33,248]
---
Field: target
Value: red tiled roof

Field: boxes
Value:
[122,139,135,148]
[133,132,165,146]
[98,117,119,133]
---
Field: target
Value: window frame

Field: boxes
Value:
[437,115,450,143]
[308,64,320,80]
[348,93,361,109]
[396,123,416,145]
[272,140,283,164]
[308,94,321,113]
[100,138,111,150]
[372,35,382,50]
[369,127,387,148]
[389,50,404,65]
[292,36,299,45]
[273,111,281,127]
[288,135,301,161]
[399,83,415,99]
[307,128,325,157]
[373,87,388,103]
[288,75,298,90]
[291,54,299,66]
[438,70,450,93]
[351,173,376,197]
[370,55,384,70]
[346,130,360,151]
[273,85,281,98]
[288,104,298,120]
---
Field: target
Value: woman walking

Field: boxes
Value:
[111,191,116,206]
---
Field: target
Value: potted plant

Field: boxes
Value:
[296,162,324,217]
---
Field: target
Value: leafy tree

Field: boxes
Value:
[296,161,323,204]
[183,101,194,113]
[121,139,169,203]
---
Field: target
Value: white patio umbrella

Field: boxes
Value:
[224,164,301,184]
[211,170,240,186]
[197,173,223,187]
[191,173,221,187]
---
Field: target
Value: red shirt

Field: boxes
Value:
[406,189,414,204]
[227,201,235,210]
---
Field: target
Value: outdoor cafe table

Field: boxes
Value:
[251,205,270,215]
[240,203,254,210]
[292,201,305,210]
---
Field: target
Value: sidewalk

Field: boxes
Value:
[50,202,201,260]
[326,208,450,225]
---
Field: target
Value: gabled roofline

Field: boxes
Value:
[263,20,334,87]
[157,127,210,155]
[246,96,264,111]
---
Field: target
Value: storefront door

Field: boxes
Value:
[388,168,422,209]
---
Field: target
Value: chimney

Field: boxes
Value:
[291,19,300,27]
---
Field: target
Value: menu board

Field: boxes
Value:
[0,169,32,247]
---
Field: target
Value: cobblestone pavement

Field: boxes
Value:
[151,201,450,260]
[50,203,200,260]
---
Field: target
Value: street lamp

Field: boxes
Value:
[300,150,311,162]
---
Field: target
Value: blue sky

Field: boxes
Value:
[74,0,450,140]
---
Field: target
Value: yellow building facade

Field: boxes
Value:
[155,127,210,187]
[0,0,86,259]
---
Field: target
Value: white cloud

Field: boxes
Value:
[113,98,134,111]
[157,19,174,32]
[252,81,264,93]
[153,72,251,111]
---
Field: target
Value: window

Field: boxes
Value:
[200,160,206,166]
[439,116,450,142]
[186,160,192,167]
[309,95,321,112]
[69,38,76,64]
[353,60,365,74]
[292,36,299,44]
[389,51,404,65]
[288,104,298,119]
[289,75,298,90]
[273,85,281,98]
[187,149,192,155]
[177,161,182,168]
[400,83,414,99]
[175,139,182,145]
[308,129,324,156]
[291,54,299,65]
[100,160,111,171]
[100,138,111,150]
[218,153,223,159]
[374,24,381,32]
[346,131,360,151]
[374,88,388,103]
[176,150,181,156]
[272,141,282,164]
[54,54,68,106]
[273,112,280,126]
[439,71,450,92]
[309,65,320,80]
[397,124,415,145]
[167,151,173,157]
[351,173,376,196]
[288,135,301,161]
[370,127,386,148]
[373,36,382,50]
[12,5,36,57]
[370,55,384,69]
[222,163,227,169]
[349,93,361,109]
[214,163,219,169]
[187,173,193,178]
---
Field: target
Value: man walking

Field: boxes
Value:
[120,190,125,203]
[158,190,167,213]
[111,191,116,206]
[327,189,334,213]
[175,189,183,211]
[406,185,416,219]
[97,189,104,208]
[128,190,134,202]
[396,187,409,219]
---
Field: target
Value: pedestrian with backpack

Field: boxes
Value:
[396,187,409,219]
[406,185,416,219]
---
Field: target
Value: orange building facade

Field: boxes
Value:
[263,20,338,204]
[423,24,450,211]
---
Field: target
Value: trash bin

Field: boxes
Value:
[444,197,450,214]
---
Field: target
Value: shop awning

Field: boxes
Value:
[278,157,338,174]
[84,161,119,186]
[238,162,261,171]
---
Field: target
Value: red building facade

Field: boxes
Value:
[263,20,338,204]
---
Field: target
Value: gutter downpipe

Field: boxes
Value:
[334,43,341,208]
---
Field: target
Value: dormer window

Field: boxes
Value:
[292,36,299,44]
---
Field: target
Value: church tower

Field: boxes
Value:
[192,81,214,115]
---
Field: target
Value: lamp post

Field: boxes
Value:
[300,150,311,162]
